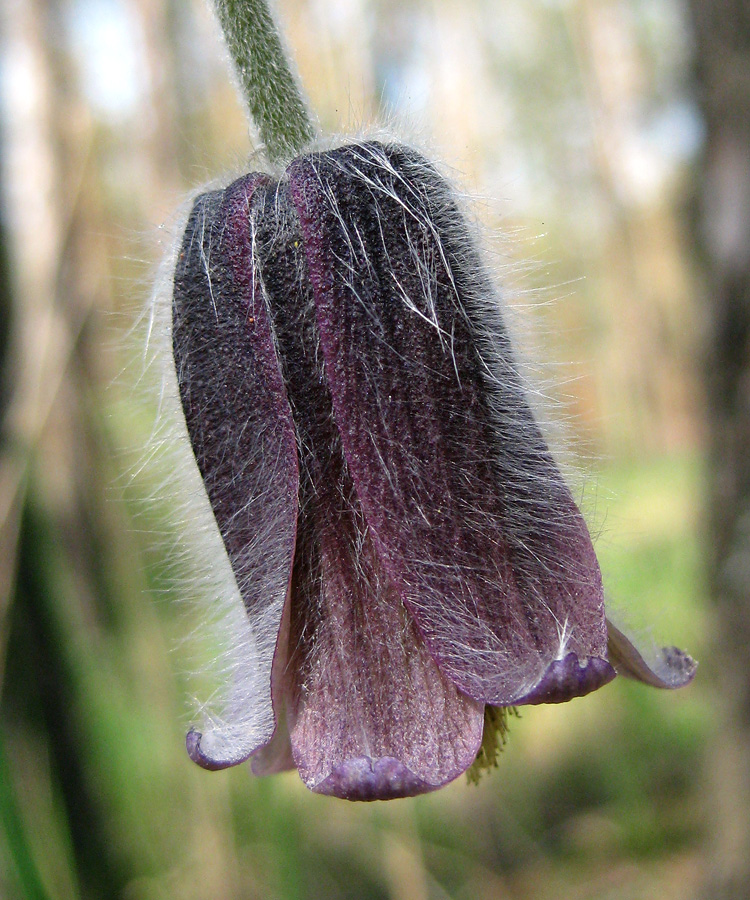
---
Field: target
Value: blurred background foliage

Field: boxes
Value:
[0,0,746,897]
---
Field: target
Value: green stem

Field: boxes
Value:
[213,0,317,163]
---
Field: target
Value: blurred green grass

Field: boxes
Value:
[1,452,709,900]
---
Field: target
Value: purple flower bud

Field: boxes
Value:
[171,141,695,800]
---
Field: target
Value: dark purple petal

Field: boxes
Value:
[287,503,484,800]
[288,142,609,707]
[246,177,484,799]
[607,619,697,689]
[173,175,299,768]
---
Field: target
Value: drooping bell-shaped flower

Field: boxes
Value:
[171,141,695,800]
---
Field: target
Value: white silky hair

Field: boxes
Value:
[117,129,605,762]
[116,192,284,767]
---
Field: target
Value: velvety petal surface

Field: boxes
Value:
[606,619,697,689]
[289,508,484,800]
[173,176,299,768]
[289,142,614,707]
[249,179,484,799]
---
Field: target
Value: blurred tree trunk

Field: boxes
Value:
[686,2,750,897]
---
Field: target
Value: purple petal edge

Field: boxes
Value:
[607,619,697,689]
[518,653,616,705]
[311,756,448,801]
[186,729,252,771]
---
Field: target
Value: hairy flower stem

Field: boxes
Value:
[213,0,316,163]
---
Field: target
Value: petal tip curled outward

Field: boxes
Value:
[186,720,284,771]
[606,619,697,689]
[520,652,617,705]
[186,728,250,771]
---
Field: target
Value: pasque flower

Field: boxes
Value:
[172,140,695,800]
